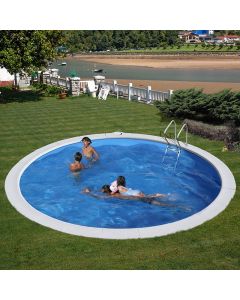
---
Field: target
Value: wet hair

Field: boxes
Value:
[117,176,126,187]
[101,184,111,194]
[81,137,92,144]
[74,152,82,162]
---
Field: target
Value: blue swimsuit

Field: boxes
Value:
[121,188,141,196]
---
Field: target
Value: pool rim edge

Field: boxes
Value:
[5,132,236,239]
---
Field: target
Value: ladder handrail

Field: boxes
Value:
[163,120,178,147]
[163,119,177,139]
[162,121,188,172]
[177,123,188,145]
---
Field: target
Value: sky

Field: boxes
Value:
[1,0,240,29]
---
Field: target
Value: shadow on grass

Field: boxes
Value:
[0,88,42,104]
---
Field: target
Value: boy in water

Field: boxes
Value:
[70,152,85,172]
[81,136,99,162]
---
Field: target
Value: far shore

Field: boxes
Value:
[66,54,240,93]
[70,54,240,70]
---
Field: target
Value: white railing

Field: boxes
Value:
[42,74,173,103]
[59,78,67,87]
[151,90,169,102]
[103,81,171,103]
[79,81,89,91]
[115,84,129,96]
[131,87,147,100]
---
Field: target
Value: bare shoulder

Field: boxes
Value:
[90,145,96,152]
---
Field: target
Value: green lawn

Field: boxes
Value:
[118,44,240,53]
[0,92,239,269]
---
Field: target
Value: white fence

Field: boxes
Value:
[42,74,172,103]
[103,81,172,103]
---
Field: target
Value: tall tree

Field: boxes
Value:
[0,30,65,84]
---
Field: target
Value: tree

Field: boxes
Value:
[0,30,65,85]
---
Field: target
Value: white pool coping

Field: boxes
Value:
[5,132,236,239]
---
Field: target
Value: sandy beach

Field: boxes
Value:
[76,54,240,70]
[109,79,240,94]
[72,54,240,93]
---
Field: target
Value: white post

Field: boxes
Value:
[113,80,117,93]
[168,89,174,99]
[70,77,81,96]
[147,85,152,103]
[128,83,132,101]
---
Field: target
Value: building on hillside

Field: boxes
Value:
[213,35,240,44]
[191,30,214,37]
[178,31,201,43]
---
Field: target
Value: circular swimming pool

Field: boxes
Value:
[5,133,236,239]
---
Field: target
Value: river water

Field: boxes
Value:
[53,58,240,83]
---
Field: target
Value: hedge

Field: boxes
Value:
[155,89,240,125]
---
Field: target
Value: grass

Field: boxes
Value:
[0,91,239,270]
[118,44,240,53]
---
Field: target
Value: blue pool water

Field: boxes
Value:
[20,138,221,228]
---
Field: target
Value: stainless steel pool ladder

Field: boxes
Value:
[162,120,188,171]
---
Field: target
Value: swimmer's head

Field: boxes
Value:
[74,152,82,162]
[101,184,111,194]
[81,137,92,145]
[117,176,126,186]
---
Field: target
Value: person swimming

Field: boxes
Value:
[109,175,126,194]
[70,152,85,172]
[83,185,169,207]
[81,136,99,162]
[109,176,165,198]
[115,185,165,199]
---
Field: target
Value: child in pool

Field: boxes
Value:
[70,152,85,172]
[110,175,126,194]
[109,176,165,198]
[116,185,165,198]
[83,185,169,207]
[81,136,99,162]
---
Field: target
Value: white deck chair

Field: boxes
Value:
[98,86,110,100]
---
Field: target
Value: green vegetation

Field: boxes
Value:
[0,90,239,269]
[155,89,240,125]
[123,44,240,53]
[64,30,179,53]
[0,31,65,75]
[32,83,66,97]
[63,30,240,53]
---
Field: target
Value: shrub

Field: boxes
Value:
[155,88,209,120]
[183,119,239,141]
[155,89,240,125]
[184,119,240,150]
[32,83,63,96]
[207,90,240,123]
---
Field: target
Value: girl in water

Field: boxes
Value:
[109,175,126,194]
[83,185,169,207]
[109,175,164,198]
